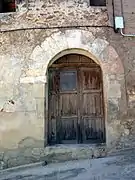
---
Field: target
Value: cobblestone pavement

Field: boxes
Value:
[1,149,135,180]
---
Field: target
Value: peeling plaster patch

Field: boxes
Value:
[18,137,42,148]
[0,100,16,113]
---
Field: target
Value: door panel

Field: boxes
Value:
[80,67,105,143]
[83,117,105,143]
[82,93,103,116]
[59,117,77,144]
[82,68,101,90]
[59,70,78,143]
[48,69,59,144]
[59,93,78,143]
[59,94,77,116]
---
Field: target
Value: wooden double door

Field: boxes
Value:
[48,55,105,144]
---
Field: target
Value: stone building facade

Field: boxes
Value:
[0,0,135,169]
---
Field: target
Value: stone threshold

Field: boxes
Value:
[44,143,107,162]
[0,143,107,171]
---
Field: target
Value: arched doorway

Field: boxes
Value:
[48,54,105,145]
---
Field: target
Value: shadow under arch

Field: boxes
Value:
[46,48,101,75]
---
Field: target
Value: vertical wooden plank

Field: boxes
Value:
[77,65,82,143]
[48,69,56,144]
[48,69,61,144]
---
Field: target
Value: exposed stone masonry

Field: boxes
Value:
[0,6,108,31]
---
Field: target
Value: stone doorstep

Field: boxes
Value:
[0,144,107,171]
[44,144,107,161]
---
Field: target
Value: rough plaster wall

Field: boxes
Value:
[0,30,47,150]
[0,1,135,168]
[0,26,134,149]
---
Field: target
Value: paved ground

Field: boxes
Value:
[1,149,135,180]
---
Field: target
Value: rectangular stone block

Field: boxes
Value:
[35,98,45,119]
[109,80,121,98]
[128,94,135,108]
[33,84,45,98]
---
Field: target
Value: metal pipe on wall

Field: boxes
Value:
[119,0,135,37]
[120,28,135,37]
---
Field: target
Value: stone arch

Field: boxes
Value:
[26,29,124,79]
[21,29,125,147]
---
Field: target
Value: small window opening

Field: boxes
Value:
[90,0,106,6]
[0,0,16,13]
